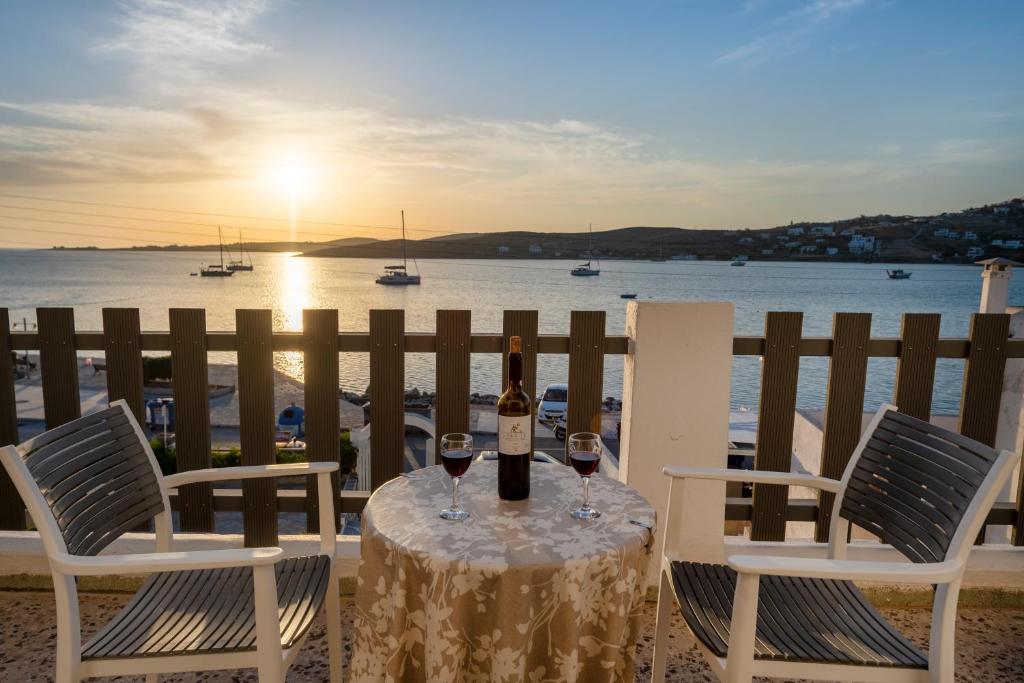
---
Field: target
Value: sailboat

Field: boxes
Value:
[199,227,234,277]
[227,229,254,272]
[571,224,601,276]
[375,211,421,285]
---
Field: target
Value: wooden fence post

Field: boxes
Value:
[37,308,80,429]
[893,313,940,420]
[435,310,471,464]
[751,311,803,542]
[815,313,871,542]
[303,309,340,533]
[169,308,214,533]
[102,308,146,424]
[369,310,404,490]
[236,309,277,547]
[0,309,23,529]
[566,311,606,464]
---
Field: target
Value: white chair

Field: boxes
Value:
[0,400,342,683]
[651,403,1020,683]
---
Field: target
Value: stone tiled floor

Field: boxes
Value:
[2,591,1023,681]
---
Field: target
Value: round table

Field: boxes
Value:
[348,461,656,683]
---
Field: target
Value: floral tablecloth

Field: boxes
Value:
[348,461,656,682]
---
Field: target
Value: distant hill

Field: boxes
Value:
[298,198,1024,264]
[96,197,1024,264]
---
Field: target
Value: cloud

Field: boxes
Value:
[715,0,869,67]
[1,0,1019,235]
[95,0,274,87]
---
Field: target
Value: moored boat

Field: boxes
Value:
[376,211,421,285]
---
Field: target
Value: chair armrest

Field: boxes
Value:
[164,462,339,488]
[662,466,843,493]
[727,555,963,584]
[51,547,284,576]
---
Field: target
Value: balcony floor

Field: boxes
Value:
[1,591,1022,681]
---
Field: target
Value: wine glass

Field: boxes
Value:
[439,433,473,520]
[568,432,602,520]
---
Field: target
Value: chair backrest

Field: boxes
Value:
[10,401,166,556]
[838,406,1001,564]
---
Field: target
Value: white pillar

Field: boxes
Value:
[989,307,1024,543]
[619,301,733,572]
[979,260,1013,313]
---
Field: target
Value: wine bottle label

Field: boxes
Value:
[498,415,530,455]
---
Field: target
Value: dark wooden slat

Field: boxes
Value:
[893,314,940,420]
[235,309,277,547]
[369,310,404,490]
[751,312,803,542]
[815,313,871,542]
[566,311,605,464]
[303,309,340,532]
[81,555,330,659]
[0,309,24,528]
[37,308,81,429]
[102,308,145,424]
[169,309,214,533]
[670,561,927,667]
[503,311,538,454]
[435,310,471,462]
[959,313,1010,447]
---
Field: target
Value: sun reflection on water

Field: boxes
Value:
[274,254,311,380]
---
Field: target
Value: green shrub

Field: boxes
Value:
[148,435,358,475]
[149,437,176,476]
[211,448,241,468]
[143,355,173,383]
[340,431,357,473]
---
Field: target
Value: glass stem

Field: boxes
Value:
[452,477,460,509]
[583,476,591,510]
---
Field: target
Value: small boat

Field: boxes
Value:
[730,256,748,267]
[200,228,235,277]
[571,223,601,276]
[571,262,600,276]
[620,293,638,299]
[189,272,197,276]
[376,211,421,285]
[227,228,254,272]
[887,269,912,279]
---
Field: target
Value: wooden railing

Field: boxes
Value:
[1,307,1023,549]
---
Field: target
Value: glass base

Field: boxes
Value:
[440,507,470,521]
[570,506,601,520]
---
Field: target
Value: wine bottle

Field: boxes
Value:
[497,335,531,500]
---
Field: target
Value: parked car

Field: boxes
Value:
[538,383,568,421]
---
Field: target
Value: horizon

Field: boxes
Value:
[2,1,1023,248]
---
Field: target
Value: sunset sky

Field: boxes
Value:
[1,0,1022,247]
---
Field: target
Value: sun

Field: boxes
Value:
[273,160,312,199]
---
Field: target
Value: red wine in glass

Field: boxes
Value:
[569,451,600,476]
[440,433,472,521]
[441,449,473,478]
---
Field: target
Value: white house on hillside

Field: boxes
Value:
[848,234,876,254]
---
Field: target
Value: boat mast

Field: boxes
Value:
[401,210,408,271]
[218,227,224,268]
[238,228,245,265]
[589,223,599,268]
